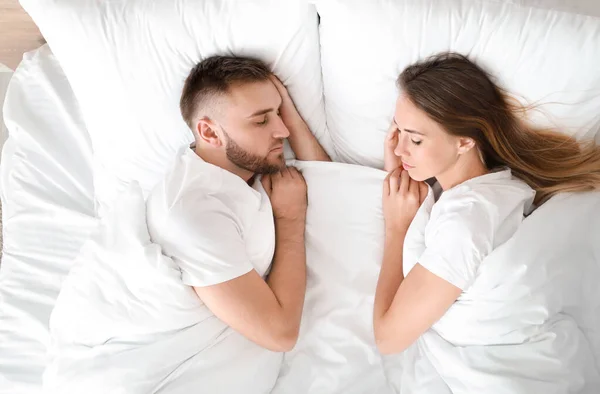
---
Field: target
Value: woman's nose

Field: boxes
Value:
[394,135,408,157]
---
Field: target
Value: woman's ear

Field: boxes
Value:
[456,136,476,155]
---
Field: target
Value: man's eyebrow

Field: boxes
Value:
[248,108,275,118]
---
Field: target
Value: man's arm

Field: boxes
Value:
[270,75,331,162]
[193,167,307,352]
[193,218,305,352]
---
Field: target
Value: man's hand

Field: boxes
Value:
[261,167,308,222]
[269,74,331,162]
[269,74,298,127]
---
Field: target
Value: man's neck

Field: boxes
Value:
[192,144,255,183]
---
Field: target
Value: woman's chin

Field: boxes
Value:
[406,170,427,182]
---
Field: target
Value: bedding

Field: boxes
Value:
[19,0,334,212]
[42,157,600,394]
[0,45,96,394]
[2,0,600,392]
[44,182,283,394]
[275,163,600,394]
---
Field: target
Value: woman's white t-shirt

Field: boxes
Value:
[403,169,535,291]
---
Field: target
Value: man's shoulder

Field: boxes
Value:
[146,186,243,246]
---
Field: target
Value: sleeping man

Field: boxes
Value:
[146,56,331,388]
[43,56,330,394]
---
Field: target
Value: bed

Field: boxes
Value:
[1,1,600,393]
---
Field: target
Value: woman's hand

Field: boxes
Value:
[384,122,402,172]
[383,168,428,234]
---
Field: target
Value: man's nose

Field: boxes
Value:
[273,116,290,139]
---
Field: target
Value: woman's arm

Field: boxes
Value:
[374,168,461,354]
[373,258,462,354]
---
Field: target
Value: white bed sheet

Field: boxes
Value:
[0,45,97,394]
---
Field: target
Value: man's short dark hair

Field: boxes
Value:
[180,55,271,129]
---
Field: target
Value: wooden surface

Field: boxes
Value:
[0,0,44,69]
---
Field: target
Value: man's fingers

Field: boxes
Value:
[261,174,272,194]
[269,74,286,95]
[287,166,298,179]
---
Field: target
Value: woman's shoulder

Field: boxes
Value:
[428,169,535,238]
[437,169,533,212]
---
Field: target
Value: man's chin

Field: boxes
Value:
[271,154,286,168]
[255,156,285,175]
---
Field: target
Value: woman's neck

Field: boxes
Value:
[436,152,489,191]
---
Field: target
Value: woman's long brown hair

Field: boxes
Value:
[398,52,600,204]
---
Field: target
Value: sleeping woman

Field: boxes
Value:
[373,52,600,392]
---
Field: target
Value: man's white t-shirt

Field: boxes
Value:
[144,147,282,392]
[146,147,276,288]
[403,169,535,291]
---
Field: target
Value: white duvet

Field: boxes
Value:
[44,182,282,394]
[45,160,600,393]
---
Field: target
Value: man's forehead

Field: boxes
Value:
[225,80,281,113]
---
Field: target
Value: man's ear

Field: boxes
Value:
[457,136,476,155]
[196,117,223,147]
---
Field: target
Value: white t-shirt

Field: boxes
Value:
[143,147,282,393]
[403,169,535,291]
[146,147,276,288]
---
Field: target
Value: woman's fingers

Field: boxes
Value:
[383,172,391,196]
[399,169,410,196]
[389,168,401,193]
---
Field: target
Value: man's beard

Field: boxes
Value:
[223,129,284,175]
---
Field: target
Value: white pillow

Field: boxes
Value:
[21,0,333,210]
[314,0,600,167]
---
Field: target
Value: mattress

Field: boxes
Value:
[0,45,97,394]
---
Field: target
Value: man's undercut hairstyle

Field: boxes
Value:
[180,55,272,129]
